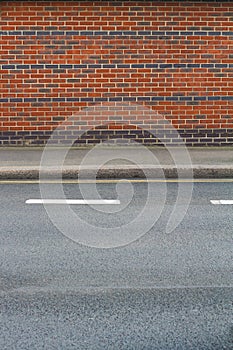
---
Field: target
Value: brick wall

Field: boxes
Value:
[1,0,233,146]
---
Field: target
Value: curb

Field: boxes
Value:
[0,165,233,179]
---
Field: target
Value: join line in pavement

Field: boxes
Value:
[26,199,120,205]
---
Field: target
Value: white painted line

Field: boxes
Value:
[26,199,120,205]
[211,200,233,205]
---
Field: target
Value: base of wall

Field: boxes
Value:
[1,129,233,147]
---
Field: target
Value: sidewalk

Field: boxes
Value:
[0,146,233,179]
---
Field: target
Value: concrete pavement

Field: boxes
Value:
[0,146,233,179]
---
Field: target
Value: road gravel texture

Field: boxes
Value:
[0,182,232,349]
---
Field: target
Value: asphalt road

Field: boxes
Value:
[0,181,232,349]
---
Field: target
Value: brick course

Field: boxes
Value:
[0,0,233,146]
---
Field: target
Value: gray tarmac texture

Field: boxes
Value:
[0,182,232,349]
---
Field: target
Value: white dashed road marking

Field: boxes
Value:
[26,199,120,205]
[210,200,233,205]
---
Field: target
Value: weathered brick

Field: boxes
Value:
[0,1,233,146]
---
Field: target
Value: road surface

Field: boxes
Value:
[0,180,232,349]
